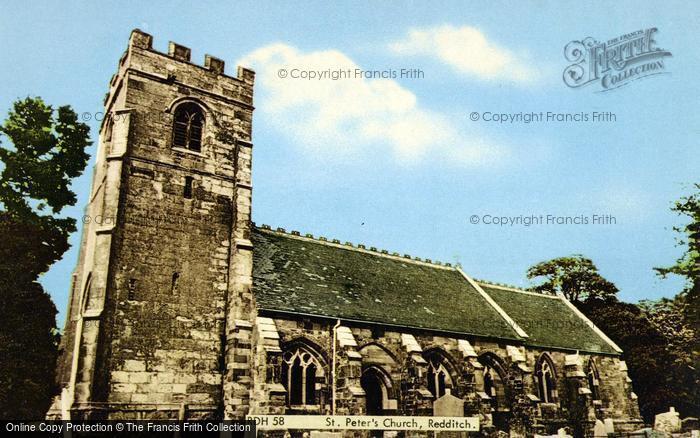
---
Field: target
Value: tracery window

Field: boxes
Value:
[426,359,453,398]
[172,102,204,151]
[536,354,557,403]
[281,348,320,406]
[587,359,601,400]
[479,353,509,422]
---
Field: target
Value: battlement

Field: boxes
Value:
[102,29,256,129]
[127,29,255,85]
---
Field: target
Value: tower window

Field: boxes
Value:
[128,278,137,300]
[184,176,193,199]
[172,102,204,151]
[171,272,180,294]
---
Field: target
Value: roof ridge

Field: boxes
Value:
[475,279,561,298]
[253,222,456,270]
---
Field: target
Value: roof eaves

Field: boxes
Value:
[257,307,525,342]
[555,293,623,353]
[520,340,621,356]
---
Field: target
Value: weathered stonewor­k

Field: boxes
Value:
[49,29,255,421]
[49,30,644,436]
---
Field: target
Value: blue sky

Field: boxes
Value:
[1,1,698,326]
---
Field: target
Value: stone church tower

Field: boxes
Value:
[52,30,256,420]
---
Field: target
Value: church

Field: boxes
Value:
[49,30,643,436]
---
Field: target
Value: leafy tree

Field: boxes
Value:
[526,255,618,302]
[638,296,696,355]
[652,184,700,418]
[655,183,700,332]
[0,97,91,419]
[576,299,693,422]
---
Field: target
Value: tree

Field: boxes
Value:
[655,183,700,332]
[0,97,91,419]
[526,255,618,302]
[653,184,700,418]
[637,296,699,419]
[576,299,696,422]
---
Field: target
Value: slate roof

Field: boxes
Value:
[251,226,620,355]
[478,284,619,355]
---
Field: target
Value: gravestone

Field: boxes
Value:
[433,393,465,417]
[604,418,615,435]
[654,407,681,434]
[310,433,342,438]
[681,417,699,432]
[592,419,607,437]
[433,393,466,438]
[533,429,571,438]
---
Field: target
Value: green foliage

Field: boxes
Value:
[638,296,696,354]
[0,278,60,419]
[655,183,700,333]
[655,183,700,285]
[0,97,91,219]
[576,299,699,421]
[0,97,91,419]
[526,255,618,302]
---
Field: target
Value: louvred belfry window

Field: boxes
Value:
[172,103,204,151]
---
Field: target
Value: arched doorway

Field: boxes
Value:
[361,371,384,415]
[361,367,391,438]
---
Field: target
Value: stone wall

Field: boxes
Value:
[250,314,642,435]
[52,29,256,420]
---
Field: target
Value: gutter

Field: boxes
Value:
[331,319,341,415]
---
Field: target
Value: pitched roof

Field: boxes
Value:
[476,283,620,354]
[251,226,621,355]
[251,227,521,340]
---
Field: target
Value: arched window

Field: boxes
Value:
[81,273,94,312]
[484,365,497,399]
[587,359,601,400]
[536,354,557,403]
[426,359,453,398]
[479,353,509,412]
[172,102,204,151]
[281,348,321,406]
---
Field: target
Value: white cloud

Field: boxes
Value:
[239,43,506,166]
[389,25,538,84]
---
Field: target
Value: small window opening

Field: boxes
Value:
[171,272,180,294]
[128,278,137,300]
[184,176,193,199]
